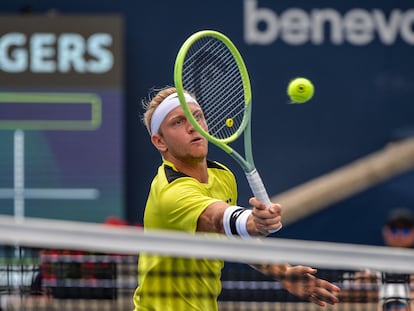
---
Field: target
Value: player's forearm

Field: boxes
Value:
[250,263,291,280]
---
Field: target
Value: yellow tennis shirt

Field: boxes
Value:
[133,159,238,311]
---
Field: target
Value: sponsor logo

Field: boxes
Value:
[244,0,414,45]
[0,33,113,73]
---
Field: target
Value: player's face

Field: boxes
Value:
[157,103,208,162]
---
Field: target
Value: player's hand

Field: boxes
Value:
[279,266,340,307]
[249,197,282,236]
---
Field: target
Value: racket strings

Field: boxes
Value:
[182,37,246,141]
[185,40,241,119]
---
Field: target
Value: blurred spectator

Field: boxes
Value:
[382,208,414,249]
[340,208,414,310]
[379,208,414,311]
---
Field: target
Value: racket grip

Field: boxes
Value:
[245,169,281,234]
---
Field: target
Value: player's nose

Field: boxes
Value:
[186,120,196,132]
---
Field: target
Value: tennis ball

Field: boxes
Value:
[225,118,234,127]
[287,77,314,104]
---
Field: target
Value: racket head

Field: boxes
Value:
[174,30,252,149]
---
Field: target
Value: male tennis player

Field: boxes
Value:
[133,86,340,310]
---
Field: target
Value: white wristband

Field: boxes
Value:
[223,206,252,239]
[236,208,252,238]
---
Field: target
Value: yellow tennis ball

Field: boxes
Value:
[287,77,314,104]
[225,118,234,127]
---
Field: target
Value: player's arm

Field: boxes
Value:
[196,198,282,237]
[252,264,340,306]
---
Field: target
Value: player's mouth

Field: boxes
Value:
[190,136,204,143]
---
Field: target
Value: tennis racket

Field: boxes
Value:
[174,30,280,233]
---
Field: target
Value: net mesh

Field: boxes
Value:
[182,35,247,140]
[0,215,413,311]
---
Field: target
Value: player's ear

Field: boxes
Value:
[151,134,167,152]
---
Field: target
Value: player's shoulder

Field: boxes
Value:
[207,159,232,173]
[159,162,189,185]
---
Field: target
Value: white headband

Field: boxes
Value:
[150,92,198,134]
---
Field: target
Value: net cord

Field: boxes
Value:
[0,215,413,273]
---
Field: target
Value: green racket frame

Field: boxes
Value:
[174,30,255,173]
[174,30,279,231]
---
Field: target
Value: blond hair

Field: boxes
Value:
[142,86,177,135]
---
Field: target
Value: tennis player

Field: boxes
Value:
[133,86,340,310]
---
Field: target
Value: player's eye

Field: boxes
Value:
[172,117,184,127]
[193,112,204,122]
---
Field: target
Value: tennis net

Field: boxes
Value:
[0,215,413,311]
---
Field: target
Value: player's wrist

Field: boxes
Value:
[254,263,291,280]
[269,264,292,281]
[246,214,268,237]
[223,206,253,239]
